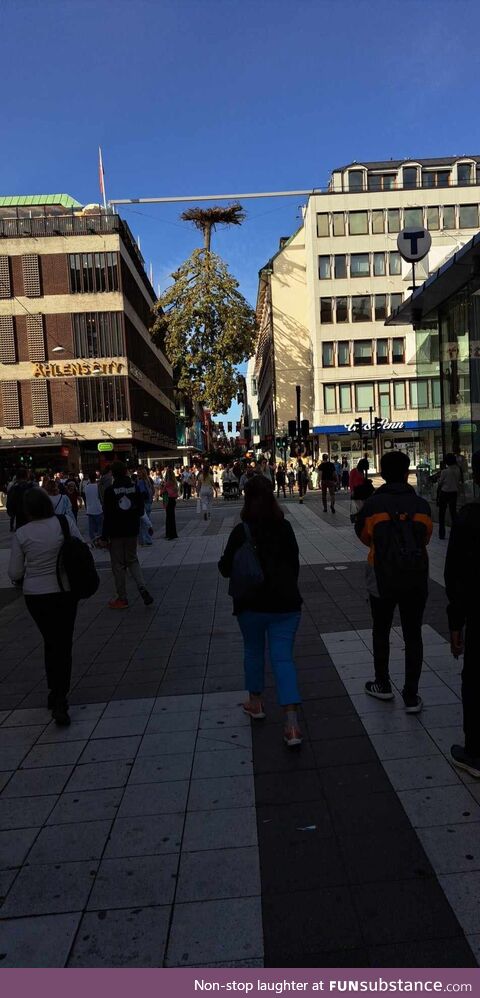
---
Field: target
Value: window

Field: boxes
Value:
[355,383,374,411]
[334,255,347,279]
[368,174,395,191]
[332,213,345,236]
[387,209,400,233]
[317,213,329,237]
[376,339,389,364]
[320,298,333,323]
[372,210,384,234]
[403,167,418,189]
[373,252,386,276]
[375,295,387,321]
[338,341,350,365]
[324,385,336,413]
[410,379,429,408]
[457,163,473,186]
[22,254,41,297]
[389,293,403,313]
[431,378,441,408]
[443,205,456,229]
[349,211,368,235]
[319,255,331,280]
[0,256,11,298]
[251,377,258,396]
[354,340,372,366]
[31,381,50,427]
[336,297,348,323]
[459,204,479,228]
[68,252,119,293]
[348,170,364,192]
[423,169,450,188]
[404,207,423,228]
[389,251,401,276]
[352,296,371,322]
[426,206,440,230]
[73,312,125,358]
[339,384,351,412]
[0,316,16,363]
[350,253,370,277]
[1,380,21,427]
[392,337,405,363]
[393,381,406,409]
[322,342,335,367]
[77,376,128,423]
[379,382,390,418]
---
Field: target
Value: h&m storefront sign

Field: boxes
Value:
[33,360,124,378]
[344,418,405,433]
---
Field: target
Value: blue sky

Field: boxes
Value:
[2,0,480,419]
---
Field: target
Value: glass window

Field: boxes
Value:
[334,255,347,279]
[354,340,372,366]
[459,204,479,228]
[349,211,368,235]
[437,171,450,188]
[372,210,384,233]
[322,342,334,367]
[457,163,472,186]
[320,298,333,323]
[382,174,395,190]
[350,253,370,277]
[376,339,389,364]
[352,296,371,322]
[424,170,450,188]
[404,207,423,228]
[355,383,374,411]
[319,255,331,280]
[393,381,406,409]
[403,167,418,189]
[392,337,405,363]
[427,206,440,230]
[431,378,441,408]
[338,341,350,365]
[410,379,428,408]
[375,295,387,321]
[387,209,400,233]
[333,213,345,236]
[443,205,456,229]
[336,297,348,323]
[389,252,401,276]
[379,382,390,418]
[324,385,336,413]
[348,170,364,192]
[94,253,106,292]
[317,213,329,237]
[373,252,386,276]
[389,293,403,313]
[370,174,395,191]
[339,384,351,412]
[368,174,381,192]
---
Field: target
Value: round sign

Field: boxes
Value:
[397,227,432,263]
[97,442,114,453]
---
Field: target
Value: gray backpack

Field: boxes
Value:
[228,524,265,601]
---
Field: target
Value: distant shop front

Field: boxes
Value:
[313,418,442,472]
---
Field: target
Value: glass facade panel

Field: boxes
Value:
[373,252,386,276]
[410,380,429,408]
[324,385,336,412]
[334,255,347,279]
[322,342,334,367]
[393,382,406,409]
[372,210,384,233]
[348,170,364,192]
[320,298,333,323]
[457,163,472,185]
[333,213,345,236]
[404,207,423,228]
[387,209,400,233]
[355,383,374,411]
[349,211,368,235]
[459,204,479,228]
[427,206,440,230]
[350,253,370,277]
[443,205,456,229]
[376,338,389,363]
[379,382,390,417]
[317,213,329,237]
[336,297,348,323]
[338,341,350,365]
[339,384,351,411]
[403,167,418,189]
[354,340,372,366]
[319,255,331,279]
[352,296,371,322]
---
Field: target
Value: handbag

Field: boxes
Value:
[228,523,265,601]
[56,515,99,599]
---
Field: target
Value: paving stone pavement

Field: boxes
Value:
[0,495,477,967]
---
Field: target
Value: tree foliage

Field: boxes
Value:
[181,203,246,250]
[152,248,256,413]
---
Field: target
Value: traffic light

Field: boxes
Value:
[288,419,297,439]
[374,417,383,438]
[354,418,363,436]
[236,421,242,432]
[227,422,232,433]
[217,421,224,432]
[300,419,310,439]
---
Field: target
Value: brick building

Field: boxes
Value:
[0,194,176,474]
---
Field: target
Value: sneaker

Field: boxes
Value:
[365,680,394,701]
[52,699,70,727]
[451,744,480,778]
[243,699,266,720]
[330,504,335,514]
[403,694,423,714]
[108,598,129,609]
[284,721,303,747]
[140,588,153,606]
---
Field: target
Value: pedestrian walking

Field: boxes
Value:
[437,453,462,539]
[181,467,193,500]
[318,454,338,513]
[218,476,303,747]
[6,468,35,530]
[8,487,84,725]
[445,450,480,777]
[84,470,104,545]
[98,464,113,507]
[355,451,433,712]
[275,463,287,498]
[160,468,179,539]
[101,461,153,608]
[198,464,215,520]
[287,467,295,496]
[43,477,76,525]
[296,459,309,503]
[137,467,154,546]
[341,459,350,490]
[65,480,80,522]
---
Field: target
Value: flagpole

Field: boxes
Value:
[98,147,107,211]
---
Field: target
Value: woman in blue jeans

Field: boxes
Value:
[218,476,303,746]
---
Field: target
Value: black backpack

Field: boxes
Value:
[228,524,265,601]
[375,511,428,599]
[56,514,100,600]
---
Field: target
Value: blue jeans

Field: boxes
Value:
[237,610,301,705]
[88,513,103,542]
[139,502,153,545]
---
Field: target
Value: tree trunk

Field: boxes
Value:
[204,223,212,252]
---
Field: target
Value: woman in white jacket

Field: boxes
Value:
[198,465,215,521]
[8,487,84,726]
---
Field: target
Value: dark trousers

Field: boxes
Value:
[438,491,457,538]
[370,593,426,698]
[277,484,286,498]
[183,484,191,500]
[462,621,480,757]
[165,497,177,539]
[25,592,78,698]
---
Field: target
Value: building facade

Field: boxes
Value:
[0,195,176,474]
[254,157,480,468]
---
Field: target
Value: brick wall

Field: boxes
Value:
[9,253,69,297]
[49,379,78,423]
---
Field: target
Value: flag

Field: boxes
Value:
[98,147,106,208]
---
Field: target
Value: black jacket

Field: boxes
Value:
[445,501,480,631]
[6,481,35,529]
[218,517,302,615]
[355,482,432,597]
[101,476,145,539]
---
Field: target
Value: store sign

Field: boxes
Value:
[344,418,405,432]
[33,361,124,378]
[98,442,114,453]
